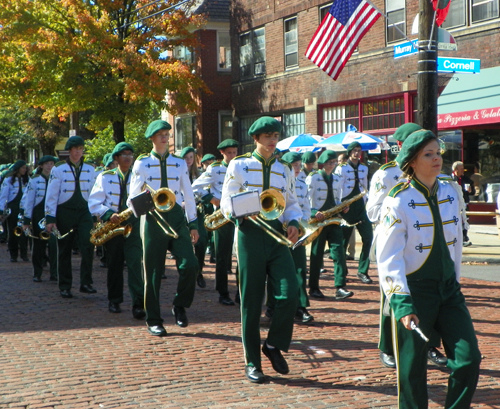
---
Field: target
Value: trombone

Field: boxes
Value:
[248,189,294,247]
[38,218,73,240]
[143,183,179,239]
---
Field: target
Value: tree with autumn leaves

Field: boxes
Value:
[0,0,208,145]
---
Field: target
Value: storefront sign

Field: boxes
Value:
[394,40,418,59]
[438,107,500,129]
[437,57,480,74]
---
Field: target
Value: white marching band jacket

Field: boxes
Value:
[376,178,463,314]
[295,177,311,222]
[128,152,197,224]
[191,160,227,202]
[366,160,402,223]
[0,177,26,212]
[305,170,341,215]
[334,162,369,200]
[45,161,96,218]
[220,153,302,225]
[22,174,48,221]
[88,169,131,219]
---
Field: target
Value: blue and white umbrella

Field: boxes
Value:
[277,133,324,153]
[317,125,388,151]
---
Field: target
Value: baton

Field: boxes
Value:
[410,321,429,342]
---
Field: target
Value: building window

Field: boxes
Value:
[386,0,405,43]
[323,104,359,134]
[284,17,298,69]
[362,97,405,131]
[240,116,261,153]
[239,28,266,79]
[217,31,231,71]
[175,115,196,152]
[282,112,305,138]
[219,111,233,142]
[471,0,499,23]
[174,46,194,64]
[442,0,467,28]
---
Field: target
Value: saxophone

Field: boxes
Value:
[204,209,232,231]
[90,209,134,246]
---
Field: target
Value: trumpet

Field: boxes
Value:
[14,224,44,240]
[205,209,232,231]
[90,209,134,246]
[143,184,178,239]
[248,189,294,247]
[38,218,73,240]
[292,191,366,249]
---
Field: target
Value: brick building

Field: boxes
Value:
[229,0,500,189]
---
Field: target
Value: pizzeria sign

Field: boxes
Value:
[438,107,500,129]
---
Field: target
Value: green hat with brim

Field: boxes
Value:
[317,150,338,165]
[395,130,437,171]
[281,152,301,164]
[38,155,57,165]
[112,142,134,159]
[65,136,85,150]
[217,139,239,150]
[346,141,362,156]
[301,151,317,164]
[145,120,171,139]
[393,123,423,142]
[248,116,282,137]
[180,146,195,158]
[9,160,27,173]
[201,153,216,163]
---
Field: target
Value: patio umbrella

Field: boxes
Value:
[277,133,324,153]
[317,125,388,151]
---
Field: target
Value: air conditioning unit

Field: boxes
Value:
[254,62,266,75]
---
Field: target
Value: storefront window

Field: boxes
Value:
[323,104,359,134]
[438,130,462,175]
[362,97,405,131]
[240,116,260,153]
[283,112,305,138]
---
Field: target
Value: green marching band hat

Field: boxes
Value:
[180,146,195,158]
[317,150,338,165]
[145,120,171,139]
[201,153,216,163]
[393,122,423,142]
[395,129,437,170]
[103,153,114,167]
[346,141,362,155]
[111,142,134,159]
[281,152,301,164]
[248,116,282,136]
[217,139,239,150]
[9,160,27,173]
[38,155,57,165]
[64,135,85,150]
[301,151,317,164]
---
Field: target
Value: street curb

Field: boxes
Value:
[462,256,500,264]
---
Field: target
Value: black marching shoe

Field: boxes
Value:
[346,254,355,261]
[132,306,146,319]
[108,302,121,313]
[80,284,97,293]
[309,288,325,299]
[245,365,265,384]
[60,289,73,298]
[219,295,235,306]
[262,341,289,374]
[33,277,42,283]
[295,307,314,323]
[428,347,448,366]
[147,325,167,337]
[196,274,206,288]
[380,351,396,368]
[21,256,29,262]
[172,306,188,327]
[357,272,373,284]
[10,258,17,262]
[335,287,354,300]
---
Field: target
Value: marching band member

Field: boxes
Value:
[200,153,216,170]
[88,142,145,318]
[377,130,480,408]
[298,151,316,183]
[200,153,217,262]
[0,160,29,262]
[22,155,58,282]
[335,141,373,285]
[192,139,239,306]
[220,117,301,384]
[306,150,352,299]
[180,146,207,288]
[128,120,199,337]
[45,136,97,298]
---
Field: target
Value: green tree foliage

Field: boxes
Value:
[0,0,208,143]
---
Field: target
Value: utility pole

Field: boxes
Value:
[417,0,438,135]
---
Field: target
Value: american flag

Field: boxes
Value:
[305,0,381,80]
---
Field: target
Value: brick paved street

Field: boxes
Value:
[1,241,499,408]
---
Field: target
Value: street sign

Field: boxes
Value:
[394,40,418,59]
[437,57,480,74]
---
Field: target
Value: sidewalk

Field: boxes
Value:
[1,240,500,408]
